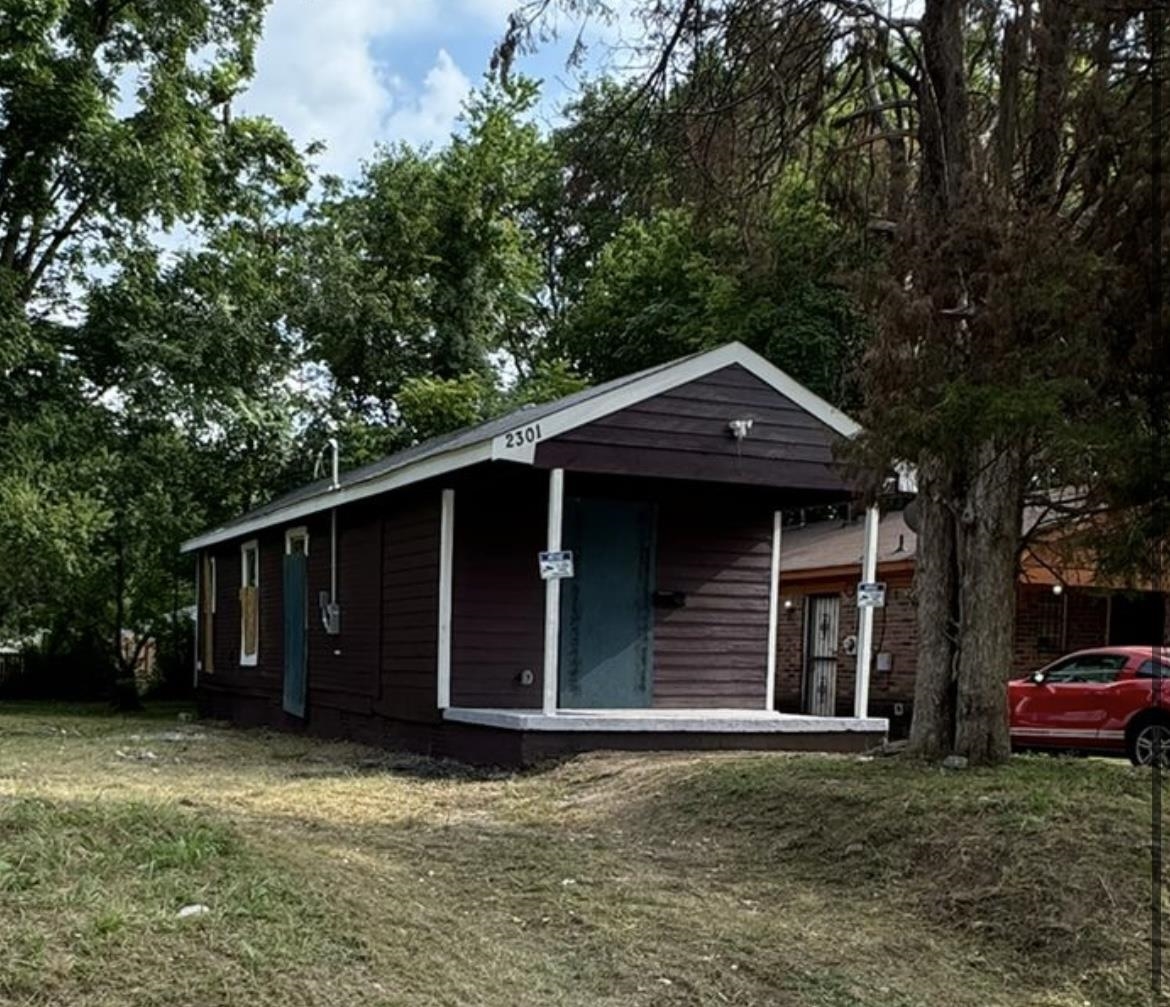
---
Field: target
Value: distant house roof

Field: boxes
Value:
[780,505,1153,591]
[182,342,862,553]
[781,511,916,579]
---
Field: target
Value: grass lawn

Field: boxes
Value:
[0,703,1163,1006]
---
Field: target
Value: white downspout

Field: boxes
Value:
[328,438,339,605]
[437,488,455,709]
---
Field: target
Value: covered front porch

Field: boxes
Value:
[427,348,892,761]
[436,465,889,733]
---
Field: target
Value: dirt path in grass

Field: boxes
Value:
[0,704,1154,1007]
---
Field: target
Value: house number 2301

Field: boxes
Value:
[503,423,542,449]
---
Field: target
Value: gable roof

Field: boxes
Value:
[181,342,861,553]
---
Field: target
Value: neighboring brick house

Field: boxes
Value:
[776,510,1170,738]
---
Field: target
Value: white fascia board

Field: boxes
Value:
[732,347,863,439]
[181,439,492,552]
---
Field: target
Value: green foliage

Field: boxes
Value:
[559,185,868,404]
[294,76,555,445]
[560,207,737,374]
[396,373,498,444]
[0,0,308,687]
[510,359,588,406]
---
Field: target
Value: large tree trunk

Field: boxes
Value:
[908,451,959,758]
[953,439,1024,764]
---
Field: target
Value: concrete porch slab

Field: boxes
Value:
[443,707,889,734]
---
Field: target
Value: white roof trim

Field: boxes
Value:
[181,440,492,552]
[182,342,860,553]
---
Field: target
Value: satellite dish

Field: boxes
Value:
[903,497,920,533]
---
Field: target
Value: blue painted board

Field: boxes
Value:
[559,497,655,708]
[283,553,308,718]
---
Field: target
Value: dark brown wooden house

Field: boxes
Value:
[183,343,888,765]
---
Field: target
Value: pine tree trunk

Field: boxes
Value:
[953,438,1023,765]
[908,451,959,758]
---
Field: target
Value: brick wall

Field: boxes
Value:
[1013,585,1110,674]
[775,573,916,722]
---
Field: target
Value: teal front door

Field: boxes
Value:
[282,535,308,718]
[559,497,655,708]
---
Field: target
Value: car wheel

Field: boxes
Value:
[1128,720,1170,767]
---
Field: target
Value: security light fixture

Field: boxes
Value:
[728,418,754,440]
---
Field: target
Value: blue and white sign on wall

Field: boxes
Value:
[539,550,575,580]
[857,582,887,608]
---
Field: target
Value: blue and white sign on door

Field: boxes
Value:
[539,550,575,580]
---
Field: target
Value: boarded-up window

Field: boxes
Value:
[239,540,260,665]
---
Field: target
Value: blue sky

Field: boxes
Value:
[235,0,630,182]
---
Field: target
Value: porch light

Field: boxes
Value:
[1052,583,1064,596]
[728,418,754,440]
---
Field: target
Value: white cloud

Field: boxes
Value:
[229,0,636,180]
[237,0,435,178]
[384,49,472,148]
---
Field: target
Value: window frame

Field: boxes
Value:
[285,526,309,556]
[239,539,260,667]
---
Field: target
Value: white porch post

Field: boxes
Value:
[542,468,565,715]
[765,510,782,711]
[437,488,455,709]
[854,504,880,719]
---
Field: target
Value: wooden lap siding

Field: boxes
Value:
[211,546,242,678]
[303,505,383,714]
[535,364,848,492]
[653,496,773,709]
[199,492,442,732]
[449,468,546,709]
[377,490,442,723]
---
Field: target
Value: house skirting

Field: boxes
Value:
[439,708,887,765]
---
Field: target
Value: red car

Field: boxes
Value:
[1010,646,1170,765]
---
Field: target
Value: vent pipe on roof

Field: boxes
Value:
[313,438,341,491]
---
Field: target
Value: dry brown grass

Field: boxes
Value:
[0,702,1161,1006]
